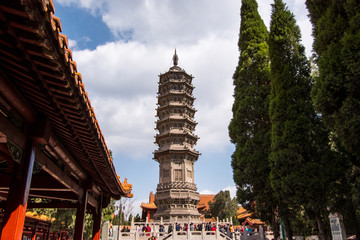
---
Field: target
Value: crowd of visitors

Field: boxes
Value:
[136,222,255,235]
[124,222,256,240]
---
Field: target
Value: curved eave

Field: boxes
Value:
[159,67,194,80]
[140,203,157,210]
[159,79,194,89]
[0,0,131,198]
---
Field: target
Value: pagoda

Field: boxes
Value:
[153,50,201,222]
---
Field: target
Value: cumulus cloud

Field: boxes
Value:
[56,0,240,45]
[72,34,238,159]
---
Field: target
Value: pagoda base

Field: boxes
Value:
[154,187,201,223]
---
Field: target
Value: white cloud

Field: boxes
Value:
[72,34,238,159]
[257,0,313,57]
[132,198,147,217]
[222,185,237,199]
[56,0,240,45]
[68,39,78,49]
[55,0,314,204]
[200,189,215,195]
[67,0,313,162]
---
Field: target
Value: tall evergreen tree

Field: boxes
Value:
[306,1,360,237]
[229,0,278,236]
[208,190,239,221]
[306,0,360,160]
[268,1,341,239]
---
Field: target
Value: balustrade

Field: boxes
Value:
[102,217,266,240]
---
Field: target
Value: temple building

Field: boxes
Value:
[0,1,132,239]
[153,51,201,222]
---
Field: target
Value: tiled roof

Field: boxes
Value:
[0,0,132,198]
[140,202,157,210]
[243,217,265,225]
[237,207,252,219]
[198,194,215,210]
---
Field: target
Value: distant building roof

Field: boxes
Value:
[237,206,252,220]
[198,194,215,210]
[243,217,265,226]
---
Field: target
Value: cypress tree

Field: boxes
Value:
[229,0,277,236]
[306,1,360,236]
[268,1,341,239]
[306,0,360,160]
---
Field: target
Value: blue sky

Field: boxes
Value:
[53,0,313,216]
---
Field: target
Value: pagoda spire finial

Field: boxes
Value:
[172,49,178,66]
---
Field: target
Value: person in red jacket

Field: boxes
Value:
[211,224,216,235]
[145,224,151,236]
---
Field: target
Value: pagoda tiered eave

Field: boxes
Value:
[157,90,194,102]
[156,103,196,114]
[159,68,193,79]
[156,115,197,125]
[155,130,199,141]
[153,148,200,161]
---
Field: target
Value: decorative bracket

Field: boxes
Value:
[7,139,23,164]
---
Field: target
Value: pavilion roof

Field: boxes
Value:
[243,217,265,226]
[237,207,252,220]
[140,202,157,210]
[0,0,132,199]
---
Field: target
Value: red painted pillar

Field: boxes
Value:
[57,230,62,240]
[45,223,51,240]
[0,139,36,240]
[92,194,103,240]
[73,189,89,240]
[31,221,39,240]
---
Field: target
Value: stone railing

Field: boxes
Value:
[113,228,265,240]
[102,217,266,240]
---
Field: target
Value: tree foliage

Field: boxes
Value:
[306,0,360,236]
[268,0,342,239]
[30,198,117,239]
[306,0,360,160]
[208,190,239,221]
[229,0,276,227]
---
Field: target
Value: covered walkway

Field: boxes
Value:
[0,0,133,239]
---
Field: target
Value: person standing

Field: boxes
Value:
[145,224,151,236]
